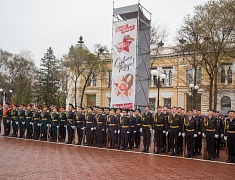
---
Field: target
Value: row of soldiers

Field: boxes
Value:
[0,103,234,163]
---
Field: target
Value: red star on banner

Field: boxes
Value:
[115,35,134,53]
[114,76,129,96]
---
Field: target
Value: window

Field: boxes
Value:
[169,70,172,85]
[186,93,201,111]
[106,70,112,88]
[163,98,171,108]
[87,94,96,106]
[87,73,97,87]
[221,67,225,83]
[196,68,202,84]
[163,70,167,85]
[186,69,193,84]
[149,98,156,110]
[221,96,231,110]
[227,67,232,84]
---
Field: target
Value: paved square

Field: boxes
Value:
[0,137,234,180]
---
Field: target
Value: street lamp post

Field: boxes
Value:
[189,83,199,109]
[0,89,13,105]
[151,70,166,108]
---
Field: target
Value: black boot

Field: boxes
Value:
[141,146,146,152]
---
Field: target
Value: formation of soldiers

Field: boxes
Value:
[0,102,235,163]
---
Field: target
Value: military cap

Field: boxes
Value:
[116,108,122,112]
[215,111,219,113]
[122,109,129,113]
[78,106,84,110]
[28,104,33,107]
[145,105,150,108]
[36,105,41,109]
[228,110,234,113]
[207,109,213,112]
[110,108,116,112]
[53,106,59,111]
[104,107,110,111]
[69,103,75,109]
[98,107,104,111]
[87,106,93,111]
[130,109,135,112]
[187,109,193,112]
[13,104,18,107]
[44,105,49,108]
[5,103,10,105]
[135,108,141,113]
[60,106,66,109]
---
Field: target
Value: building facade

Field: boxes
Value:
[66,47,235,114]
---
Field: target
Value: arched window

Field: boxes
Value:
[221,96,231,110]
[227,67,232,84]
[221,67,225,83]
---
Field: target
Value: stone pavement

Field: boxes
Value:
[0,137,234,180]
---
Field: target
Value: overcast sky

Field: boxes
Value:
[0,0,209,66]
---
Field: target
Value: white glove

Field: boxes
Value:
[166,131,168,136]
[64,125,67,128]
[224,136,227,141]
[22,122,25,125]
[178,132,182,136]
[118,130,120,134]
[37,123,40,126]
[194,134,197,138]
[152,130,155,133]
[215,134,219,138]
[114,130,117,133]
[202,133,206,138]
[127,131,130,134]
[71,126,75,129]
[182,132,185,137]
[220,134,224,138]
[163,130,166,134]
[30,122,33,125]
[49,124,52,127]
[106,128,108,132]
[47,124,49,127]
[102,129,105,131]
[91,127,94,131]
[81,127,84,130]
[140,128,142,133]
[57,126,59,128]
[16,122,19,125]
[134,131,136,133]
[198,131,201,135]
[94,127,96,130]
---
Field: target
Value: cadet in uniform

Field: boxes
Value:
[75,106,85,145]
[59,106,67,141]
[33,105,41,140]
[10,104,19,137]
[0,103,3,134]
[95,107,105,147]
[120,109,130,150]
[224,110,235,163]
[134,109,142,148]
[18,104,25,138]
[154,106,166,154]
[103,107,110,146]
[167,106,182,156]
[51,106,60,142]
[107,108,118,149]
[214,111,223,157]
[141,106,153,153]
[66,104,76,144]
[182,109,198,158]
[128,109,136,149]
[2,103,11,136]
[25,104,33,139]
[115,108,122,148]
[84,106,95,146]
[202,109,220,160]
[40,105,51,141]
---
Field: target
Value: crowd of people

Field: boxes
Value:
[0,103,235,163]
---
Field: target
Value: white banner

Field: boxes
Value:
[111,19,137,109]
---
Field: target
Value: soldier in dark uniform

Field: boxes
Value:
[128,109,136,149]
[51,106,60,142]
[95,107,105,147]
[59,106,67,141]
[84,106,95,146]
[134,109,142,148]
[66,104,76,144]
[103,107,110,146]
[106,108,118,149]
[18,104,25,138]
[214,111,223,157]
[154,106,166,154]
[120,109,130,151]
[202,109,220,160]
[182,109,198,158]
[75,106,85,145]
[141,106,153,153]
[2,103,11,136]
[40,105,51,141]
[194,109,203,155]
[33,105,41,140]
[224,110,235,163]
[167,106,182,156]
[115,108,122,148]
[162,105,170,152]
[25,104,33,139]
[10,104,19,137]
